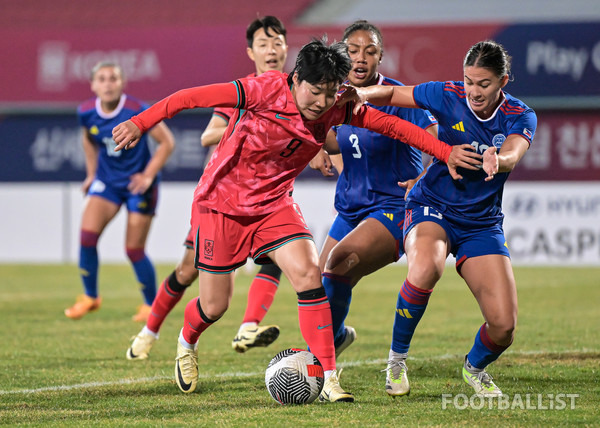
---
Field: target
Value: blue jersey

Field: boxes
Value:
[333,75,437,222]
[77,94,153,189]
[409,81,537,228]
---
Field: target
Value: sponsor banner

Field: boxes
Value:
[495,22,600,99]
[2,110,598,182]
[0,112,213,182]
[2,22,598,105]
[512,111,600,181]
[503,182,600,266]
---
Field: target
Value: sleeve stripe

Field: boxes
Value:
[233,80,246,109]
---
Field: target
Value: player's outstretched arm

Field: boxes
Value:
[112,120,143,151]
[113,82,241,152]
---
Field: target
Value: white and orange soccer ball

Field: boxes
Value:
[265,348,324,405]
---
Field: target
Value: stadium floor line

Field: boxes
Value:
[1,348,595,395]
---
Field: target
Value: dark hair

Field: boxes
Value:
[342,20,384,55]
[246,16,287,48]
[287,37,352,86]
[464,40,512,79]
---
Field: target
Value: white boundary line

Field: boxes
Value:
[1,348,595,395]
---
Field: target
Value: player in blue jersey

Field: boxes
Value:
[309,21,438,366]
[65,61,175,321]
[342,40,537,397]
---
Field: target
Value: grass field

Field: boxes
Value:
[1,264,598,427]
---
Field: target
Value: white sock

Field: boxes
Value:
[142,326,159,339]
[324,369,335,380]
[178,330,195,350]
[238,322,257,334]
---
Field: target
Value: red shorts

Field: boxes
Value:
[184,227,194,249]
[191,202,313,273]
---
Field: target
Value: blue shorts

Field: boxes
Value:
[328,208,406,259]
[404,201,509,269]
[88,178,158,215]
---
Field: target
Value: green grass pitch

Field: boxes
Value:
[0,264,598,426]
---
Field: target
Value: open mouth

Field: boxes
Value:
[352,67,368,80]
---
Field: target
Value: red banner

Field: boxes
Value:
[513,111,600,181]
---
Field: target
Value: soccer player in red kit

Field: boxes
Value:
[126,16,287,362]
[112,39,483,402]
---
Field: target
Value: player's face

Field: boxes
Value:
[292,73,339,121]
[345,29,382,87]
[247,28,288,75]
[90,66,124,105]
[464,66,509,119]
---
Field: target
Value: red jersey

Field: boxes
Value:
[130,70,451,216]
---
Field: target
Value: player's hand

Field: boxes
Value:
[128,173,153,195]
[112,120,142,151]
[447,144,482,180]
[309,148,335,177]
[337,84,367,114]
[81,176,94,195]
[398,178,419,200]
[482,146,499,181]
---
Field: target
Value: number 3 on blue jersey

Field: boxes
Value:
[349,134,362,159]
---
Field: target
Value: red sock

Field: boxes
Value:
[181,298,215,345]
[298,290,335,371]
[146,275,186,333]
[243,273,279,324]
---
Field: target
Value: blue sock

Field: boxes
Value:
[127,248,157,305]
[322,272,352,347]
[391,279,432,353]
[466,323,510,369]
[79,230,99,298]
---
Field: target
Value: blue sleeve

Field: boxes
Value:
[412,81,446,116]
[510,109,537,145]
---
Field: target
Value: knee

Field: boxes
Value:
[175,262,198,286]
[487,316,517,345]
[325,247,360,277]
[290,264,322,293]
[407,260,444,288]
[201,299,229,320]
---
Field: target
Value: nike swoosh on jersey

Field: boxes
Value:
[317,324,332,330]
[275,113,290,121]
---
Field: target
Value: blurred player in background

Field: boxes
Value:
[65,61,175,321]
[126,16,287,361]
[112,38,482,401]
[308,21,438,383]
[342,40,537,397]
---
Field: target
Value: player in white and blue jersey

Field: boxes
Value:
[310,21,438,360]
[343,40,537,397]
[65,61,174,322]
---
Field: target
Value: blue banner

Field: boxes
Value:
[0,112,213,182]
[495,22,600,100]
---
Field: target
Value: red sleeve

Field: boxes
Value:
[349,105,451,163]
[131,83,239,132]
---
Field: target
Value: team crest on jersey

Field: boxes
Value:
[492,134,506,148]
[204,239,214,259]
[90,125,99,135]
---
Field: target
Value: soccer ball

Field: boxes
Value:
[265,348,324,405]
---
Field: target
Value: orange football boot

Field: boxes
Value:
[64,294,102,319]
[132,304,152,322]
